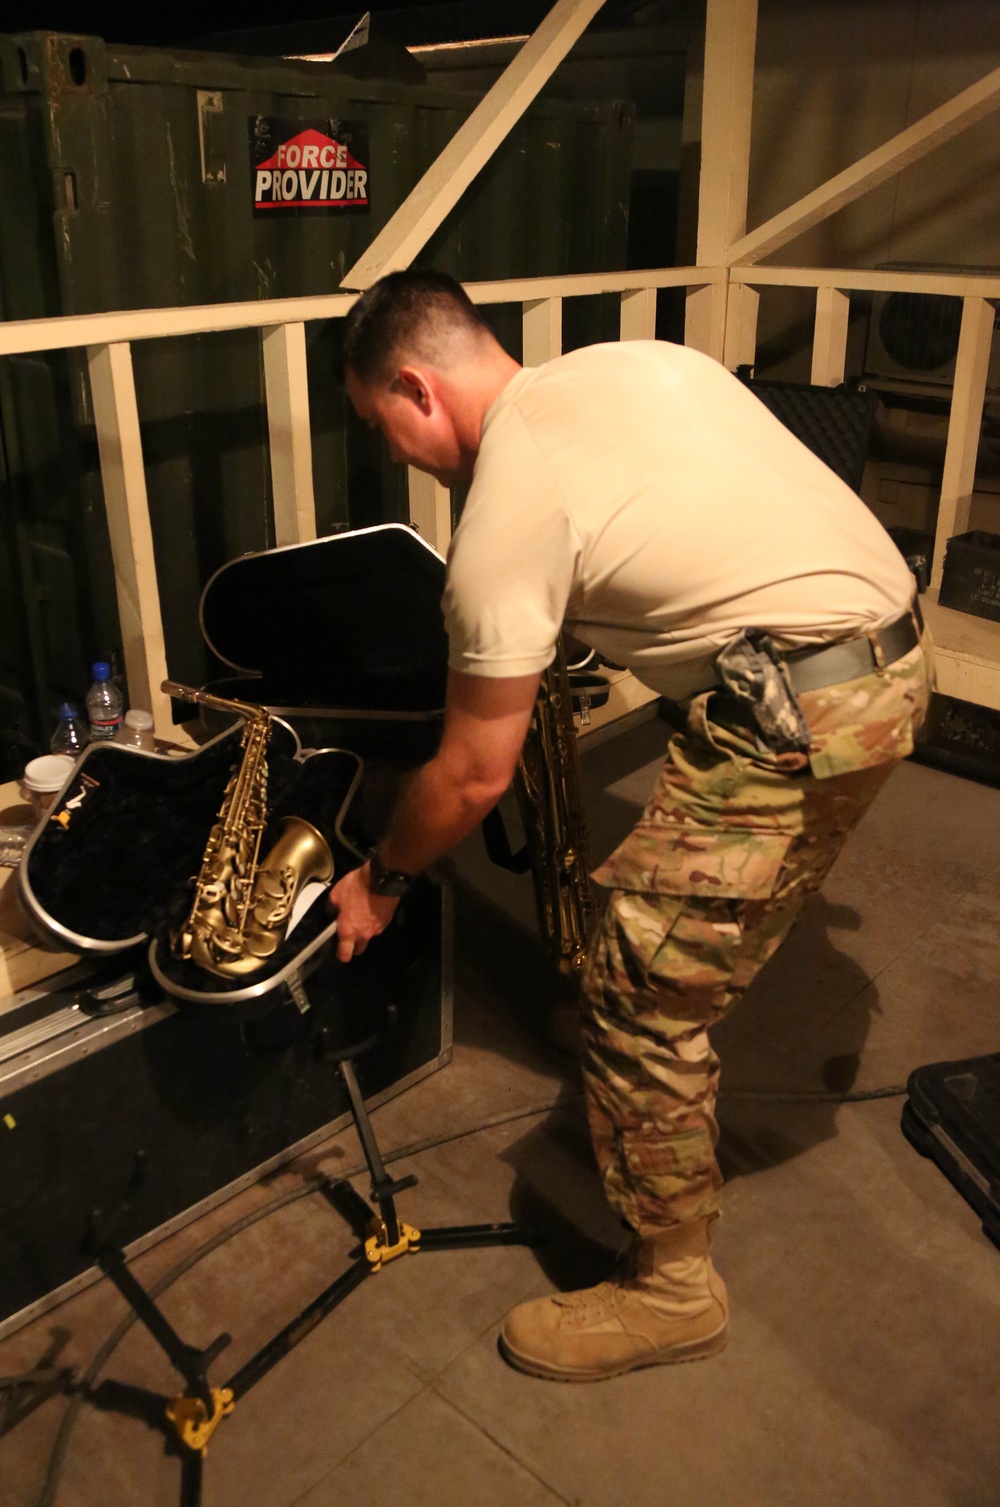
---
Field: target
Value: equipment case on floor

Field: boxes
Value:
[2,523,454,1334]
[901,1052,1000,1250]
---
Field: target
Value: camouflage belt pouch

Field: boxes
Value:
[714,630,812,757]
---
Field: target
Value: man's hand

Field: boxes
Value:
[327,669,539,965]
[328,863,400,963]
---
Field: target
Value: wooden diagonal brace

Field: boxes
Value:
[730,63,1000,266]
[340,0,608,289]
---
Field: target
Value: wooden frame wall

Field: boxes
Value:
[1,0,998,736]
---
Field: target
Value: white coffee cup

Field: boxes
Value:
[20,754,75,820]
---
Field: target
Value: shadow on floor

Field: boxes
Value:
[460,882,884,1293]
[715,892,879,1179]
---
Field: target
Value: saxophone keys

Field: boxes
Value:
[210,926,245,960]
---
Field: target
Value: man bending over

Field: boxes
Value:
[330,271,930,1382]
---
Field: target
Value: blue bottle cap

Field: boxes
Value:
[58,702,77,718]
[92,662,111,681]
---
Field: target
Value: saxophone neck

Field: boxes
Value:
[162,680,268,724]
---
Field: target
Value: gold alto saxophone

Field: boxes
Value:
[513,640,598,975]
[163,682,334,979]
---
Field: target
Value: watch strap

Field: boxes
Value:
[368,849,417,897]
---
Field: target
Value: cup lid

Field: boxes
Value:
[23,754,75,792]
[124,709,154,729]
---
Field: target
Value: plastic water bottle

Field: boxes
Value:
[86,662,124,741]
[118,709,155,752]
[49,702,89,757]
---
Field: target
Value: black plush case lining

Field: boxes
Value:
[20,732,368,1005]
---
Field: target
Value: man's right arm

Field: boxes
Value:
[379,667,540,876]
[327,668,539,961]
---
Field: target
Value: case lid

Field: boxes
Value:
[200,524,449,713]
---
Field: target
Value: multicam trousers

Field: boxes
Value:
[580,640,933,1237]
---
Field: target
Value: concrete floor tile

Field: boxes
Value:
[727,894,873,1056]
[820,839,980,981]
[850,760,1000,879]
[6,728,1000,1507]
[294,1388,570,1507]
[436,1324,957,1507]
[437,1099,999,1507]
[872,884,1000,1023]
[786,980,1000,1096]
[603,753,663,810]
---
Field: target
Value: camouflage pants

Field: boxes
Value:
[580,641,932,1236]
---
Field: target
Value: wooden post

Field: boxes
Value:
[723,282,759,369]
[408,468,452,554]
[810,287,850,386]
[619,287,657,341]
[262,322,317,546]
[86,342,173,741]
[522,296,563,363]
[695,0,758,265]
[685,0,757,353]
[933,297,996,588]
[685,278,729,362]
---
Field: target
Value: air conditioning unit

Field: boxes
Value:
[864,262,1000,391]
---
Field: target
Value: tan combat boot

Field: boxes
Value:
[499,1218,728,1382]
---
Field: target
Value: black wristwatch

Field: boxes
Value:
[367,849,418,898]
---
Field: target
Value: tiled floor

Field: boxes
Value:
[2,716,999,1507]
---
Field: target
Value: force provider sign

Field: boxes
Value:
[250,118,370,215]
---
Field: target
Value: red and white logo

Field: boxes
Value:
[254,127,368,208]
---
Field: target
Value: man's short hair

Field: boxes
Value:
[343,270,492,385]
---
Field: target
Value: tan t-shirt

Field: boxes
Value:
[442,341,914,699]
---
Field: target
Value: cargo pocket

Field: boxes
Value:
[591,825,794,1024]
[592,823,793,901]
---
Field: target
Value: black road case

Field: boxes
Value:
[901,1052,1000,1250]
[3,522,454,1332]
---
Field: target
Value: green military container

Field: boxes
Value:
[0,33,633,770]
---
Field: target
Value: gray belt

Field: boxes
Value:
[783,599,924,694]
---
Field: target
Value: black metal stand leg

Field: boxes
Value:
[95,1244,230,1415]
[336,1054,539,1256]
[223,1259,370,1403]
[338,1057,417,1245]
[179,1445,203,1507]
[76,1028,545,1507]
[415,1222,540,1251]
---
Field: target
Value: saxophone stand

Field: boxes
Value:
[81,992,537,1507]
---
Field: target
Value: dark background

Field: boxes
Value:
[1,0,652,50]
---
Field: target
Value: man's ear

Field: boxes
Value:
[396,364,434,414]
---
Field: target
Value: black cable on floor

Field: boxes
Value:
[721,1084,907,1102]
[32,1080,907,1506]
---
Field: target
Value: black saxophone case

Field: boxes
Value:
[18,523,449,1014]
[19,728,363,1013]
[197,521,448,761]
[901,1052,1000,1250]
